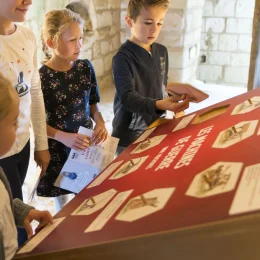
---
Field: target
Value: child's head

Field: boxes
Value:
[127,0,169,22]
[126,0,169,50]
[0,0,32,23]
[41,8,84,63]
[0,73,19,157]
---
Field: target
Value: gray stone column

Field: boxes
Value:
[248,0,260,90]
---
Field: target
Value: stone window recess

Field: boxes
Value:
[198,0,255,88]
[66,2,93,34]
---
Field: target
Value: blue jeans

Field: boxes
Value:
[0,140,30,200]
[17,227,28,248]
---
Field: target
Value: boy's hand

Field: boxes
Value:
[55,131,90,151]
[34,150,50,178]
[23,209,53,239]
[92,123,108,145]
[156,95,190,113]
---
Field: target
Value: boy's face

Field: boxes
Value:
[126,6,167,51]
[51,22,84,62]
[0,91,19,157]
[0,0,32,23]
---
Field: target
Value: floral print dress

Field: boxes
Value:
[37,59,100,197]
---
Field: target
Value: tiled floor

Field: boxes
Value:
[22,83,247,216]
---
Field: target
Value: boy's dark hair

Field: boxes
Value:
[127,0,169,21]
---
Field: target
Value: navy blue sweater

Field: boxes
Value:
[112,40,169,147]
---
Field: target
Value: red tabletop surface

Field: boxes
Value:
[17,89,260,257]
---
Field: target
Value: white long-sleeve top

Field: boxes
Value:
[0,24,48,158]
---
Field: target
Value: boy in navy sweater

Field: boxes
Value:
[112,0,189,154]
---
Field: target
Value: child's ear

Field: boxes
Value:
[46,38,55,49]
[125,16,133,29]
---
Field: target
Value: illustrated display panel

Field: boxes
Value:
[17,89,260,258]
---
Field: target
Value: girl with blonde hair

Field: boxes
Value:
[38,8,108,212]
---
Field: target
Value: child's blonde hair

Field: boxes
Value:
[127,0,169,21]
[0,72,16,121]
[41,8,84,63]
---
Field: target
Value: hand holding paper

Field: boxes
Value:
[54,126,119,193]
[166,82,209,103]
[92,122,108,145]
[55,131,90,151]
[156,94,190,113]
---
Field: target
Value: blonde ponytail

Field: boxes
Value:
[0,72,16,121]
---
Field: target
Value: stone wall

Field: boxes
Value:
[24,0,121,89]
[79,0,121,89]
[24,0,256,89]
[198,0,255,87]
[24,0,70,63]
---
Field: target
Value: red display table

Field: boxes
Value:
[16,89,260,260]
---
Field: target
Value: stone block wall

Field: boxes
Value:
[79,0,121,89]
[198,0,255,87]
[24,0,255,89]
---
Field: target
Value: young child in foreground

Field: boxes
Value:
[0,73,53,260]
[112,0,190,154]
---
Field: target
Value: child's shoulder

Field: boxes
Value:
[153,42,168,52]
[2,24,36,45]
[116,40,133,52]
[16,24,36,43]
[39,64,47,74]
[76,59,95,70]
[77,59,91,65]
[113,41,133,60]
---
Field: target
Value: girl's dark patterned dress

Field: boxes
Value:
[37,59,100,197]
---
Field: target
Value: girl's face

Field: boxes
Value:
[0,92,19,157]
[53,22,84,62]
[0,0,32,23]
[126,6,166,51]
